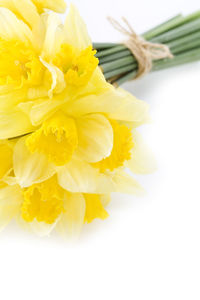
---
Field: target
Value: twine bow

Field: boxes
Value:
[107,17,173,79]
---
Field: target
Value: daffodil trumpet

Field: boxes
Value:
[0,0,156,237]
[95,11,200,86]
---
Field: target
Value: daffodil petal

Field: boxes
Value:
[12,0,40,28]
[127,130,157,174]
[58,157,143,195]
[64,4,91,51]
[0,185,22,231]
[57,158,114,194]
[56,192,86,237]
[0,88,28,110]
[13,137,56,187]
[12,0,46,50]
[0,0,14,11]
[0,84,17,95]
[0,140,13,180]
[0,0,66,15]
[29,99,64,126]
[40,57,66,98]
[100,194,111,207]
[65,87,149,124]
[0,0,45,49]
[33,0,66,13]
[0,7,33,43]
[76,114,113,163]
[17,217,58,237]
[42,13,64,61]
[0,109,35,139]
[111,170,145,196]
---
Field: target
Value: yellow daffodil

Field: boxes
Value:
[0,135,149,236]
[0,0,155,236]
[0,177,111,236]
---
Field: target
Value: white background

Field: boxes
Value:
[1,0,200,299]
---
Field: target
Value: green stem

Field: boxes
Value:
[167,30,200,50]
[151,18,200,44]
[104,64,135,80]
[171,37,200,54]
[96,45,126,58]
[142,14,183,40]
[101,56,137,73]
[153,47,200,70]
[93,43,116,50]
[143,11,200,40]
[99,49,131,64]
[113,47,200,86]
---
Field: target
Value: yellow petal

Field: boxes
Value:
[0,84,18,95]
[17,217,58,236]
[64,4,91,51]
[77,67,109,97]
[76,114,113,163]
[0,0,45,50]
[0,108,35,139]
[33,0,66,13]
[0,0,14,11]
[13,136,56,187]
[21,98,64,126]
[0,140,13,180]
[84,194,109,224]
[0,184,22,231]
[12,0,40,28]
[100,194,111,207]
[58,157,144,195]
[0,88,28,110]
[56,192,86,237]
[40,57,66,97]
[127,130,157,174]
[13,0,46,51]
[0,0,66,14]
[42,13,65,61]
[111,169,145,195]
[0,7,33,43]
[65,86,149,124]
[57,158,114,194]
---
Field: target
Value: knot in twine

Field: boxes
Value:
[108,17,173,79]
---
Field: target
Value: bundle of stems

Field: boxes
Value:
[94,11,200,86]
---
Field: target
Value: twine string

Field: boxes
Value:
[107,17,173,79]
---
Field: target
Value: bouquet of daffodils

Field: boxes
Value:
[0,0,199,237]
[0,0,153,236]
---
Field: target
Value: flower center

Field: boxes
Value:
[21,176,65,224]
[93,120,134,172]
[54,44,99,87]
[84,194,109,223]
[26,111,78,166]
[0,38,44,86]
